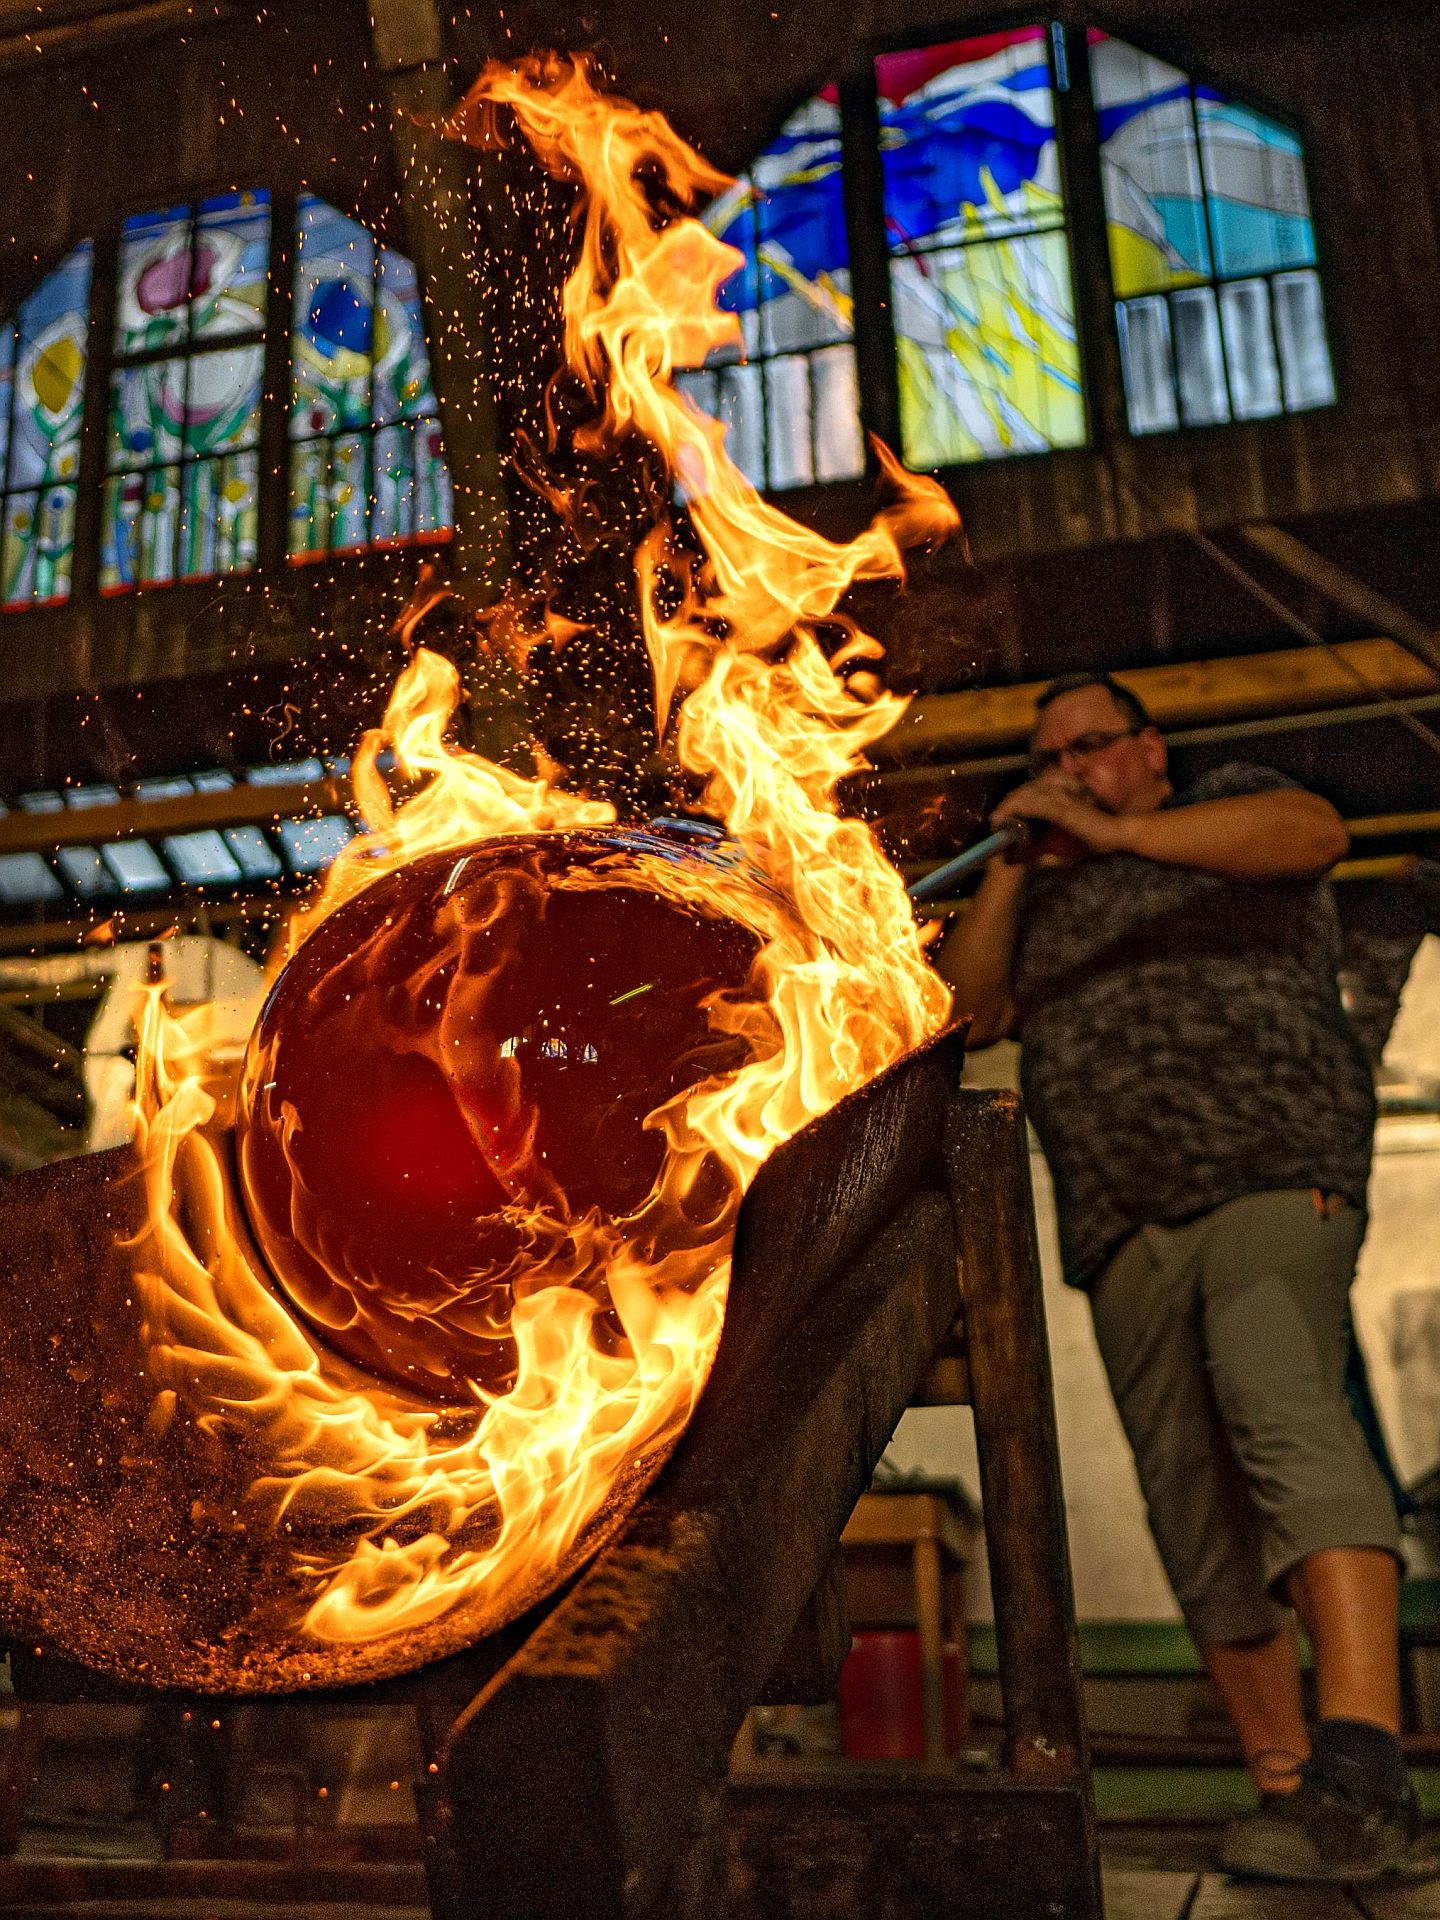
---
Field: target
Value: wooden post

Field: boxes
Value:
[944,1089,1091,1788]
[435,1037,966,1920]
[367,0,513,606]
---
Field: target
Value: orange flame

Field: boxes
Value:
[128,51,957,1652]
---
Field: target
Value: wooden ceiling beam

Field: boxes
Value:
[0,774,350,857]
[871,638,1440,766]
[0,0,231,71]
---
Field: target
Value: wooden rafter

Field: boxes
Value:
[871,638,1440,765]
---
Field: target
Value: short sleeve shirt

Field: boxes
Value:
[1012,764,1376,1288]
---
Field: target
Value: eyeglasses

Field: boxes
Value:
[1026,725,1141,778]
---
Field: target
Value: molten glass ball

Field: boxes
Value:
[235,826,763,1403]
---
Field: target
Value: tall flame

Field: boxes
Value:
[127,51,957,1653]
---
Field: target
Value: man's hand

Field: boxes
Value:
[991,772,1133,855]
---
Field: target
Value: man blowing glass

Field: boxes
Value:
[937,671,1419,1884]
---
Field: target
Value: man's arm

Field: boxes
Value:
[991,779,1349,880]
[932,855,1028,1047]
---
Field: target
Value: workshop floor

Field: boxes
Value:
[1101,1825,1440,1919]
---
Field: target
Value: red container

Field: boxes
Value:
[837,1629,967,1760]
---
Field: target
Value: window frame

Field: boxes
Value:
[679,83,869,496]
[1083,25,1338,440]
[0,237,96,611]
[100,189,274,595]
[0,184,455,614]
[867,18,1093,470]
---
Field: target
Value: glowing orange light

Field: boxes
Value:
[128,51,959,1651]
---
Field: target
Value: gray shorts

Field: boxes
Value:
[1088,1189,1401,1646]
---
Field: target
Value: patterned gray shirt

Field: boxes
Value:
[1013,764,1376,1288]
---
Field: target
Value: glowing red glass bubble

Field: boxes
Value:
[235,828,762,1403]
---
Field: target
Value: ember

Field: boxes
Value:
[237,825,763,1402]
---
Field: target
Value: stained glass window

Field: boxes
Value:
[289,196,453,559]
[101,191,269,590]
[1091,33,1335,433]
[878,31,1085,467]
[675,94,864,493]
[0,244,93,608]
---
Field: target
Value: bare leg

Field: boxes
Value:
[1287,1546,1401,1733]
[1201,1627,1310,1794]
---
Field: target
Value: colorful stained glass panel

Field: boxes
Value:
[0,326,14,488]
[115,206,191,357]
[878,30,1064,249]
[190,190,271,340]
[100,464,180,591]
[3,485,76,606]
[1195,93,1317,278]
[892,229,1084,466]
[183,343,262,457]
[1091,36,1210,297]
[109,359,186,470]
[683,96,862,491]
[374,247,440,425]
[180,450,258,579]
[293,195,375,436]
[11,245,92,492]
[752,96,853,355]
[288,434,368,557]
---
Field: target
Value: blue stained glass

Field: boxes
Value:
[191,190,271,340]
[879,34,1084,465]
[878,29,1064,249]
[1195,93,1317,277]
[287,197,454,556]
[689,95,863,492]
[1090,35,1211,296]
[292,195,375,435]
[374,247,440,425]
[11,244,92,491]
[0,326,14,488]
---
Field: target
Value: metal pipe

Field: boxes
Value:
[906,822,1030,903]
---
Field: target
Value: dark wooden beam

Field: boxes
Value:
[437,1036,967,1920]
[367,0,514,606]
[872,638,1440,765]
[0,774,350,855]
[1241,524,1440,679]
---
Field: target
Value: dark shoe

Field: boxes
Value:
[1219,1764,1422,1883]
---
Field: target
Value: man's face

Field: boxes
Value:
[1028,685,1169,815]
